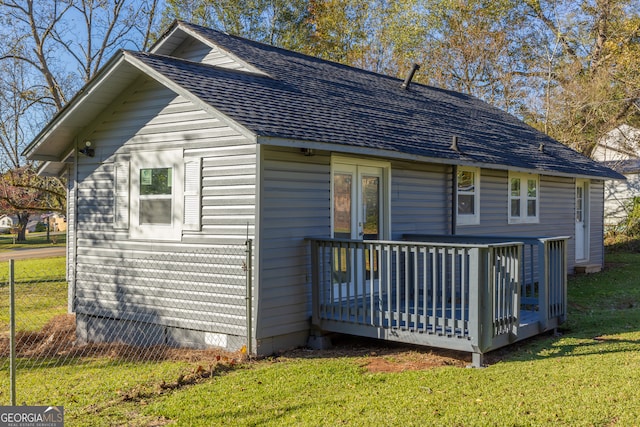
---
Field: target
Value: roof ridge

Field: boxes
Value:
[125,50,274,80]
[177,21,423,87]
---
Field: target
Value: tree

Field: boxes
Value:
[0,166,65,241]
[0,0,162,240]
[523,0,640,155]
[160,0,310,51]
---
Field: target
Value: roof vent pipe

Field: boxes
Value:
[451,135,460,152]
[401,63,420,90]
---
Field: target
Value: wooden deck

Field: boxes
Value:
[308,235,568,367]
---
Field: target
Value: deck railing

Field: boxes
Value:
[308,235,568,366]
[405,234,569,329]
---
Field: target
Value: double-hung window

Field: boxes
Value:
[456,167,480,225]
[114,149,202,241]
[509,172,539,223]
[139,167,173,225]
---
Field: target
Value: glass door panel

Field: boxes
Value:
[361,175,380,240]
[333,172,353,239]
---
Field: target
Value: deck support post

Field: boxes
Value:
[469,352,484,368]
[307,327,332,350]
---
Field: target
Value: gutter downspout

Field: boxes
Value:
[451,165,457,235]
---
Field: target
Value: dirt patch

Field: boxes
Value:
[0,314,244,365]
[275,335,471,372]
[2,315,499,372]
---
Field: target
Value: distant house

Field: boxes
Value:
[592,124,640,229]
[24,21,622,364]
[0,215,13,231]
[50,213,67,232]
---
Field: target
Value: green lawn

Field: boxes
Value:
[0,232,66,251]
[0,257,67,332]
[1,252,639,426]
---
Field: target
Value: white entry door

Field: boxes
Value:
[333,165,382,242]
[575,180,589,261]
[332,163,385,294]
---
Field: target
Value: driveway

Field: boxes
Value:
[0,247,66,261]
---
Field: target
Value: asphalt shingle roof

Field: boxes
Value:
[132,22,622,179]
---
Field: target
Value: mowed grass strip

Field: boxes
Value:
[1,253,639,426]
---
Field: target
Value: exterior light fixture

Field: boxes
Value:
[79,140,95,157]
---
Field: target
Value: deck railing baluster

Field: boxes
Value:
[421,246,428,333]
[308,236,566,368]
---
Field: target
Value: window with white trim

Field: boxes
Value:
[509,172,539,223]
[456,167,480,225]
[113,149,201,241]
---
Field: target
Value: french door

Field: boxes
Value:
[333,164,382,242]
[332,162,387,296]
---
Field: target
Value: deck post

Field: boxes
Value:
[481,247,494,354]
[471,352,484,368]
[561,239,568,323]
[468,248,481,349]
[468,247,491,367]
[310,239,320,326]
[537,240,549,331]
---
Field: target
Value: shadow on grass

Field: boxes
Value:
[604,235,640,253]
[278,299,640,370]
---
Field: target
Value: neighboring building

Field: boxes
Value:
[592,124,640,229]
[0,215,13,232]
[24,21,622,361]
[51,214,67,232]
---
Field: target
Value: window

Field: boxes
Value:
[114,149,201,241]
[456,167,480,225]
[509,173,539,223]
[139,167,172,225]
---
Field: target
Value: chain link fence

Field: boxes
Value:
[0,241,251,408]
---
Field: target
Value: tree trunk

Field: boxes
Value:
[16,212,29,242]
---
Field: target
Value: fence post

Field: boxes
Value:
[245,239,253,357]
[9,259,16,405]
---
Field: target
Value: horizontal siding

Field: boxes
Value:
[590,180,605,268]
[72,77,256,339]
[457,170,601,271]
[172,37,252,71]
[255,148,331,340]
[390,161,450,238]
[604,174,639,226]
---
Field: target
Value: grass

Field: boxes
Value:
[0,257,67,332]
[0,232,66,251]
[2,252,640,426]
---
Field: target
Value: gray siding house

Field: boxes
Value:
[25,21,622,364]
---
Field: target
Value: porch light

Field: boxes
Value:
[300,148,314,156]
[79,140,95,157]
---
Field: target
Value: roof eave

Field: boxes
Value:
[23,51,134,161]
[257,136,625,180]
